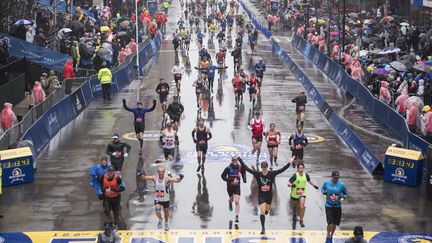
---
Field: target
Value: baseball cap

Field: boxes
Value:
[231,156,238,161]
[254,111,260,115]
[112,133,119,139]
[423,105,431,113]
[353,226,364,236]
[331,170,340,178]
[107,166,115,172]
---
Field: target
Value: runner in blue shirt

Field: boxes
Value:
[123,98,156,150]
[321,170,348,243]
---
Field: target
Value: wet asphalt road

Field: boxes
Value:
[0,0,431,234]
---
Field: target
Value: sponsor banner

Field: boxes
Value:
[1,230,431,243]
[70,88,86,116]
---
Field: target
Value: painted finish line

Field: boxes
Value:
[2,230,431,243]
[123,131,325,144]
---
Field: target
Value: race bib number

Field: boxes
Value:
[161,88,167,92]
[298,105,304,111]
[261,185,270,192]
[166,139,174,145]
[231,178,239,185]
[175,74,181,77]
[115,151,122,158]
[330,194,339,201]
[196,88,202,93]
[156,190,165,197]
[198,140,206,145]
[295,144,303,150]
[135,117,143,123]
[210,70,214,73]
[296,188,304,195]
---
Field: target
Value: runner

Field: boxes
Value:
[106,133,131,172]
[221,156,246,223]
[216,49,226,68]
[192,118,212,173]
[239,156,294,234]
[160,122,178,161]
[248,30,258,55]
[292,91,307,128]
[99,166,125,225]
[249,111,265,165]
[122,98,157,150]
[166,96,184,131]
[322,171,348,243]
[254,59,266,94]
[171,62,185,93]
[231,46,242,73]
[264,123,281,170]
[139,166,184,230]
[197,29,205,50]
[183,30,191,53]
[193,74,205,108]
[287,163,319,228]
[155,77,170,113]
[247,73,258,107]
[232,72,244,109]
[289,124,308,167]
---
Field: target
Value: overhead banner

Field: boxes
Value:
[6,35,70,73]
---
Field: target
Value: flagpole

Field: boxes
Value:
[136,0,141,77]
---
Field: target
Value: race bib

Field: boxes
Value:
[261,185,270,192]
[115,151,122,158]
[198,140,206,145]
[231,178,239,185]
[295,144,303,150]
[156,190,165,197]
[298,105,304,111]
[330,194,339,201]
[135,117,143,123]
[161,88,167,92]
[166,139,174,145]
[175,74,181,77]
[196,88,202,93]
[296,188,304,195]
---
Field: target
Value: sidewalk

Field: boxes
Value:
[244,0,400,161]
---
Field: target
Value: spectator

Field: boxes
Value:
[71,41,81,69]
[351,60,364,81]
[422,105,432,143]
[345,226,367,243]
[395,88,409,116]
[417,79,425,97]
[119,48,128,64]
[26,28,34,43]
[97,223,120,243]
[127,39,137,54]
[406,102,419,132]
[40,73,48,88]
[98,64,113,101]
[63,60,75,79]
[1,102,17,131]
[45,73,62,94]
[32,81,46,105]
[379,81,391,105]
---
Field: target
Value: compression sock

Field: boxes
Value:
[139,139,144,148]
[296,119,299,125]
[300,121,304,128]
[260,215,265,230]
[274,156,278,166]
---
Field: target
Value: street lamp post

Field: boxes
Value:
[135,0,141,77]
[302,0,309,39]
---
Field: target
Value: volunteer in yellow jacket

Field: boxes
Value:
[98,64,113,101]
[287,163,319,228]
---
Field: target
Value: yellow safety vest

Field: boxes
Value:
[98,68,112,84]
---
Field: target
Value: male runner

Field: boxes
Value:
[155,78,170,113]
[265,123,281,170]
[171,62,185,93]
[232,72,244,109]
[166,96,184,131]
[139,166,184,230]
[221,156,246,223]
[106,134,131,172]
[322,170,348,243]
[254,59,266,94]
[123,98,156,150]
[292,91,307,128]
[288,163,319,227]
[99,166,125,225]
[160,122,178,161]
[239,156,294,234]
[289,124,308,167]
[249,111,265,165]
[192,118,212,173]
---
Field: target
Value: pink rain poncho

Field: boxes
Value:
[1,102,16,130]
[119,48,128,64]
[331,42,340,60]
[350,59,364,81]
[318,36,325,52]
[395,87,409,114]
[379,81,391,104]
[127,39,137,53]
[32,81,46,105]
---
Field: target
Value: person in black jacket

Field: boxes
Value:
[106,133,131,172]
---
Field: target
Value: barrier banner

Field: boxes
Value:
[7,35,70,73]
[89,77,102,98]
[70,88,86,116]
[54,97,75,127]
[81,81,93,105]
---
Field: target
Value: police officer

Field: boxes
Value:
[106,133,131,172]
[98,64,113,101]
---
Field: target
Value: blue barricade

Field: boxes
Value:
[238,0,383,174]
[19,33,163,156]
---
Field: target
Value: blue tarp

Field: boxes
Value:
[7,35,70,73]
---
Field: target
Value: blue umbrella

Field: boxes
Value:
[14,19,32,25]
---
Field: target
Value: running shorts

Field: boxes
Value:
[227,186,241,197]
[154,200,170,209]
[325,206,342,226]
[163,148,175,159]
[159,94,168,103]
[252,135,263,143]
[292,148,304,160]
[196,144,208,154]
[258,191,273,205]
[134,123,144,134]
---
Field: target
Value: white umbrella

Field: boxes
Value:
[405,96,424,111]
[400,22,410,27]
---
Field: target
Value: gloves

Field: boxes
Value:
[153,99,157,105]
[137,171,143,177]
[124,153,129,158]
[122,98,126,104]
[179,174,184,180]
[340,197,345,202]
[98,194,104,200]
[313,185,319,190]
[112,152,117,156]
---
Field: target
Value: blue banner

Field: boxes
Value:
[7,35,70,73]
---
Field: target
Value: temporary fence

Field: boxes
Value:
[19,33,163,156]
[239,0,384,174]
[290,34,431,170]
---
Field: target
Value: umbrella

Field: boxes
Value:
[348,13,359,19]
[374,57,390,64]
[100,25,110,32]
[401,54,417,63]
[378,47,401,54]
[380,16,394,23]
[120,20,130,30]
[400,22,410,27]
[400,59,414,69]
[14,19,32,25]
[116,31,127,37]
[359,50,369,57]
[413,64,429,72]
[390,61,407,72]
[69,21,84,33]
[57,28,72,39]
[405,96,424,111]
[373,68,390,75]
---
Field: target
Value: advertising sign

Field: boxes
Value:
[0,147,34,187]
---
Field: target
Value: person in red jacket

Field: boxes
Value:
[63,60,75,79]
[149,22,158,39]
[161,14,168,33]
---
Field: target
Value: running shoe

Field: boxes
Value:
[157,219,162,229]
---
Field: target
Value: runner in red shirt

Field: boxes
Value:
[249,111,266,165]
[248,73,258,107]
[232,73,244,109]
